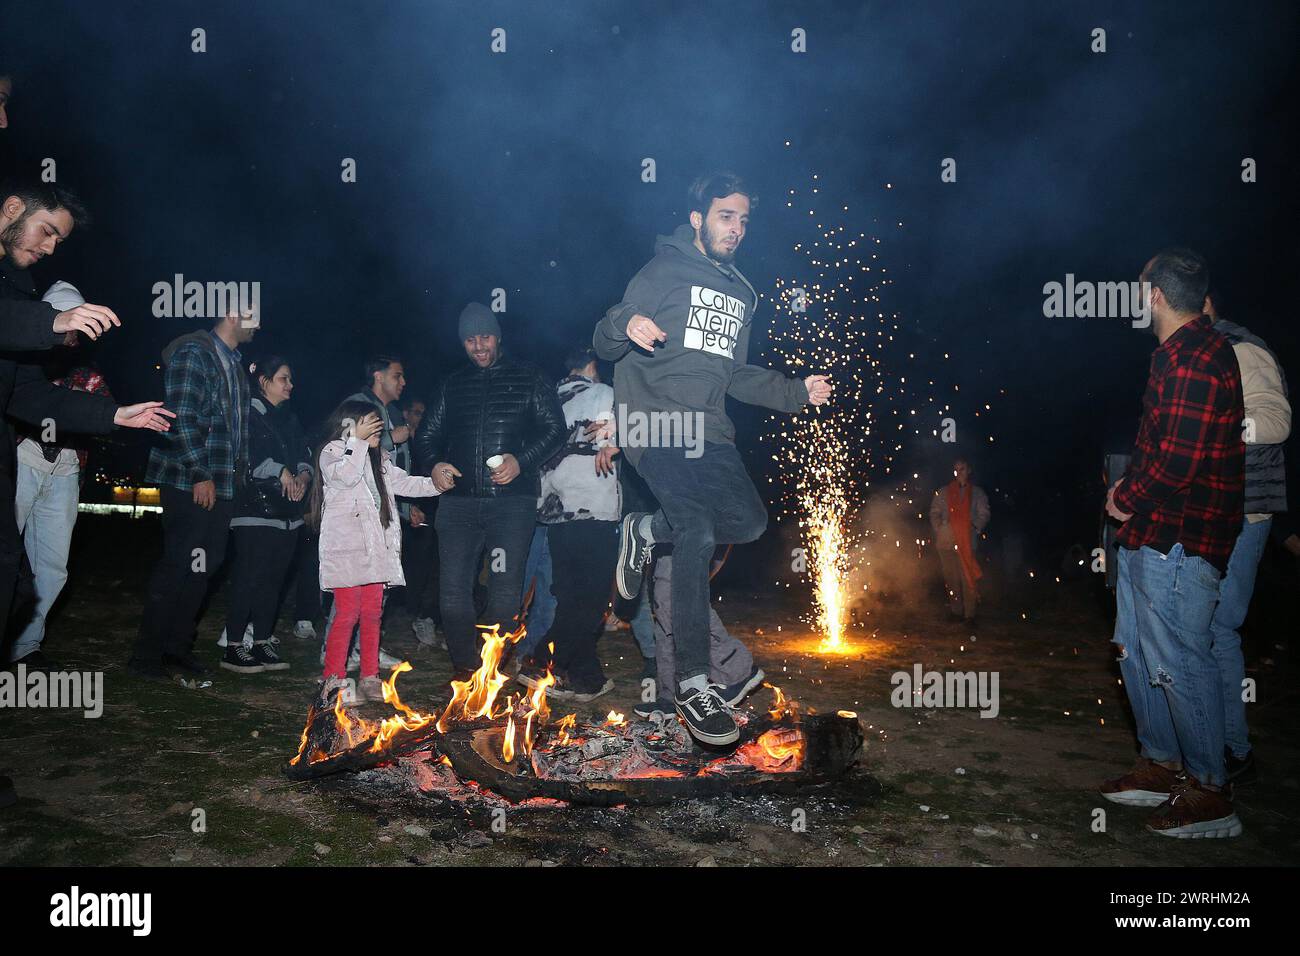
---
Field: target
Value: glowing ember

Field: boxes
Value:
[603,711,627,728]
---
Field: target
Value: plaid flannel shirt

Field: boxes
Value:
[145,332,250,499]
[1114,315,1245,572]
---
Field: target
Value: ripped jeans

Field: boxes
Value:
[1113,543,1226,787]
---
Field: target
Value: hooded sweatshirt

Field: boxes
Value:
[594,224,808,464]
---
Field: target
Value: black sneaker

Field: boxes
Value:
[633,697,676,719]
[220,644,265,674]
[251,641,290,672]
[162,652,209,676]
[715,666,766,707]
[616,512,654,600]
[675,684,739,745]
[1225,747,1257,785]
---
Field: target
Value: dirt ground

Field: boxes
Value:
[2,516,1296,867]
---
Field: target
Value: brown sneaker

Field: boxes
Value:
[1146,777,1242,838]
[1099,756,1181,807]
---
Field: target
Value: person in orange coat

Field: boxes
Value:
[929,458,990,623]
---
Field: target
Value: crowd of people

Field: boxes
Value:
[4,58,1291,839]
[0,133,829,752]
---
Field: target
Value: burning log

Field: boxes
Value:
[436,711,863,806]
[284,633,865,807]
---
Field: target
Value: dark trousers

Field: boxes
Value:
[637,442,767,686]
[292,524,322,622]
[225,525,298,643]
[400,521,440,621]
[132,485,233,662]
[434,494,536,671]
[0,468,24,650]
[547,519,619,691]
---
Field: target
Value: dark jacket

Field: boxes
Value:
[593,223,808,464]
[413,354,565,499]
[145,330,251,500]
[0,262,119,482]
[232,397,313,529]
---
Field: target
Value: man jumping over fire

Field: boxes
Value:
[594,172,832,746]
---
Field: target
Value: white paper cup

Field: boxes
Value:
[486,455,504,470]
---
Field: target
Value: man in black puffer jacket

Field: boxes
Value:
[413,303,565,674]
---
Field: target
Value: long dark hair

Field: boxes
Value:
[308,400,393,531]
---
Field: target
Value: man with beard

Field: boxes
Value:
[594,172,832,745]
[0,177,174,655]
[413,304,565,678]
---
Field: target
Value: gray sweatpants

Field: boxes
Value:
[651,554,754,697]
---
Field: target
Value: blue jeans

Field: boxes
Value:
[515,524,556,659]
[10,464,80,662]
[1210,517,1270,759]
[637,442,767,687]
[1113,544,1226,787]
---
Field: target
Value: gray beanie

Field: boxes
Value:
[458,302,501,341]
[42,280,86,313]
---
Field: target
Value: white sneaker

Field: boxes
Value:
[217,623,254,649]
[412,618,443,647]
[293,620,317,640]
[317,645,401,672]
[321,676,361,706]
[357,675,386,703]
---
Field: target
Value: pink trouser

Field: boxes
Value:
[321,582,384,679]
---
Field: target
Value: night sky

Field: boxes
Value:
[3,0,1296,561]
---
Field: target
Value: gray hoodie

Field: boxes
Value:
[594,224,808,463]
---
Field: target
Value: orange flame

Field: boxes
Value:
[766,683,797,721]
[502,711,517,764]
[604,710,626,728]
[436,622,527,732]
[553,713,576,747]
[521,667,554,756]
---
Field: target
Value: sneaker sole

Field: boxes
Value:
[1147,813,1243,839]
[615,514,642,601]
[1100,789,1169,807]
[258,662,291,672]
[219,662,265,674]
[675,705,740,746]
[722,668,766,707]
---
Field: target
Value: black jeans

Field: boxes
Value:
[547,519,619,691]
[434,495,536,671]
[636,442,767,686]
[291,524,322,622]
[133,485,234,662]
[400,521,440,621]
[225,525,298,643]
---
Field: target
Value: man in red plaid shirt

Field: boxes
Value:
[1099,248,1246,839]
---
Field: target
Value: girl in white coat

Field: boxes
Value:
[309,401,440,701]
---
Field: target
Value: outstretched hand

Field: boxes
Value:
[113,401,175,432]
[53,303,121,341]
